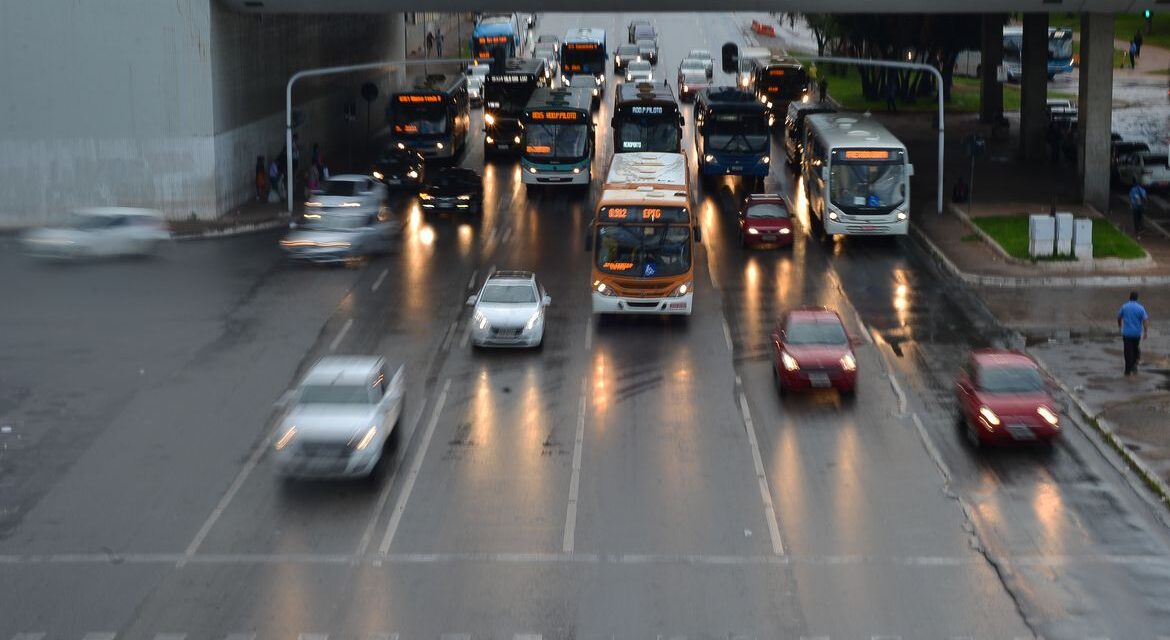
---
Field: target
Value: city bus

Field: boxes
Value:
[956,26,1075,80]
[387,72,470,161]
[520,87,595,188]
[693,87,770,184]
[611,82,684,153]
[483,57,550,155]
[801,113,912,237]
[587,152,699,316]
[472,14,522,66]
[562,28,607,88]
[749,55,811,126]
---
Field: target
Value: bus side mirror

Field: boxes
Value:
[907,164,915,177]
[693,225,702,243]
[678,114,685,127]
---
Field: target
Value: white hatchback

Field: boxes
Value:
[22,207,170,260]
[467,271,551,348]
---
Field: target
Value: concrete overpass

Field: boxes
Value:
[0,1,1145,224]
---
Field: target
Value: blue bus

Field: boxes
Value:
[1002,26,1074,81]
[693,87,770,183]
[562,28,607,87]
[387,73,471,161]
[472,14,521,64]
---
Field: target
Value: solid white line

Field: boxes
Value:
[721,315,734,352]
[182,429,277,563]
[82,633,116,640]
[737,384,785,556]
[563,380,588,553]
[355,400,429,556]
[911,412,955,485]
[329,318,354,352]
[459,319,473,349]
[584,320,593,351]
[371,268,389,292]
[440,320,458,351]
[467,269,478,290]
[379,378,451,555]
[888,369,908,415]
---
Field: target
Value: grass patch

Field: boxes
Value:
[972,214,1146,260]
[808,64,1073,114]
[1115,14,1170,52]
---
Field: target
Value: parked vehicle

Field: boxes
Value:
[1116,151,1170,189]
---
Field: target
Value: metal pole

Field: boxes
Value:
[810,56,946,214]
[284,57,472,212]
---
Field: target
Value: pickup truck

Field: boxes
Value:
[1116,151,1170,190]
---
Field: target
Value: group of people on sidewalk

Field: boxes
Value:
[253,135,331,203]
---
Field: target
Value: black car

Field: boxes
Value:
[614,44,640,74]
[419,167,484,213]
[371,146,425,189]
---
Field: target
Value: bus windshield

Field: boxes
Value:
[758,68,807,100]
[615,108,681,152]
[1049,30,1073,61]
[829,161,905,213]
[525,122,588,160]
[394,102,448,135]
[706,112,768,153]
[563,45,605,75]
[595,223,692,278]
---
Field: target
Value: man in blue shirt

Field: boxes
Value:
[1129,183,1148,239]
[1118,291,1150,375]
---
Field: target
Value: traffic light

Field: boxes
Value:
[1146,10,1154,34]
[1145,9,1152,19]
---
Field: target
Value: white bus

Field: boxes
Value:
[801,113,912,237]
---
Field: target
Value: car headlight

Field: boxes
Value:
[592,88,599,96]
[525,311,541,331]
[840,353,857,371]
[626,74,632,81]
[767,101,773,110]
[670,281,692,297]
[598,74,605,84]
[979,406,1001,428]
[615,56,621,65]
[484,113,496,125]
[759,95,767,104]
[352,426,378,451]
[474,310,489,330]
[407,170,419,179]
[457,194,471,200]
[682,85,689,92]
[305,201,324,208]
[514,136,521,144]
[704,154,715,162]
[372,171,384,180]
[781,352,799,372]
[419,192,433,200]
[397,142,405,150]
[486,135,495,144]
[1037,406,1060,427]
[594,280,616,296]
[275,426,297,450]
[779,228,791,234]
[436,142,445,150]
[747,228,760,235]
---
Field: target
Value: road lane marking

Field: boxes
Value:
[439,320,458,352]
[735,376,785,556]
[563,379,588,553]
[298,634,328,640]
[584,320,593,351]
[501,226,513,244]
[181,429,278,564]
[82,634,116,640]
[371,268,389,292]
[379,378,452,555]
[911,412,955,485]
[224,634,257,640]
[355,399,429,556]
[459,318,473,349]
[328,318,354,352]
[467,269,478,290]
[721,315,734,352]
[888,369,907,415]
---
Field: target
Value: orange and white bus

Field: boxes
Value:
[587,152,701,315]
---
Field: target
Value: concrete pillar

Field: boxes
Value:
[1078,13,1115,211]
[1018,13,1049,161]
[980,14,1005,124]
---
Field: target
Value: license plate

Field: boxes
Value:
[809,373,831,388]
[761,234,777,241]
[497,144,510,150]
[731,165,743,171]
[1006,424,1035,440]
[668,302,687,310]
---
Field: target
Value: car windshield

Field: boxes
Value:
[747,203,789,218]
[67,213,124,229]
[681,61,705,73]
[980,366,1045,393]
[480,284,537,304]
[629,62,651,73]
[636,39,655,48]
[298,384,371,404]
[617,46,639,57]
[616,114,681,153]
[786,320,848,345]
[596,224,692,277]
[829,162,905,213]
[321,181,362,196]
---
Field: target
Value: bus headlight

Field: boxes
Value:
[436,142,445,150]
[572,167,581,174]
[598,74,605,84]
[763,156,770,164]
[594,280,616,296]
[759,95,767,104]
[486,135,495,144]
[896,211,908,221]
[397,142,406,150]
[828,211,839,221]
[514,136,521,144]
[704,154,715,162]
[484,113,496,125]
[592,88,599,96]
[767,101,773,110]
[528,167,537,174]
[615,55,621,65]
[407,170,419,179]
[668,281,692,297]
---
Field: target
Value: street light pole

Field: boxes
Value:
[808,56,946,214]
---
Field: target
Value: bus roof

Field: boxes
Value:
[605,152,688,189]
[740,47,771,61]
[804,113,907,152]
[616,82,678,106]
[488,57,548,80]
[598,186,689,212]
[474,21,515,37]
[399,72,466,95]
[564,27,606,44]
[523,87,593,114]
[752,55,804,70]
[697,86,765,110]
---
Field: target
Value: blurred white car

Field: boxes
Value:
[280,209,400,264]
[625,60,654,84]
[22,207,170,260]
[467,270,551,348]
[686,49,714,78]
[303,175,387,220]
[467,63,490,105]
[273,356,405,479]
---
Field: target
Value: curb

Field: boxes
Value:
[172,217,289,241]
[909,220,1170,287]
[1030,352,1170,512]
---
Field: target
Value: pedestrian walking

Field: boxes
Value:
[307,162,320,197]
[1129,182,1148,238]
[436,29,444,57]
[884,76,897,112]
[1117,291,1150,376]
[1135,31,1144,59]
[426,31,434,56]
[819,78,828,103]
[1130,40,1138,69]
[254,156,268,201]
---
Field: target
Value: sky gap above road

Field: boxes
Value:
[222,1,1150,14]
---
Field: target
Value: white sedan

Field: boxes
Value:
[22,207,170,260]
[302,174,388,222]
[273,356,404,479]
[687,49,714,78]
[467,270,551,348]
[625,60,654,84]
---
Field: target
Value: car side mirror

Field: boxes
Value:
[693,225,702,243]
[542,295,552,307]
[466,295,477,306]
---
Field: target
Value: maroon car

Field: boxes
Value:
[955,349,1061,448]
[771,307,857,397]
[739,194,794,248]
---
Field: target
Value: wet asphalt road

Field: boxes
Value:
[4,12,1170,640]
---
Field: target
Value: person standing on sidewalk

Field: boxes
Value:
[1129,182,1148,238]
[1135,31,1144,59]
[1129,39,1138,69]
[1118,291,1150,375]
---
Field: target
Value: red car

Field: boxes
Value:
[739,194,795,248]
[771,307,858,397]
[954,349,1061,448]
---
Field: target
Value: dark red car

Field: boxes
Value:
[739,194,794,248]
[954,349,1061,448]
[771,307,857,397]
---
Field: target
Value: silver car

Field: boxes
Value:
[282,175,396,263]
[686,49,714,78]
[466,63,490,105]
[625,60,654,84]
[467,270,551,348]
[22,207,171,260]
[273,356,405,479]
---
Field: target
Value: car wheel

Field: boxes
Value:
[839,386,856,402]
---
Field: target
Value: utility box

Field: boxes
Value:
[1028,214,1055,258]
[1073,218,1093,260]
[1054,212,1074,255]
